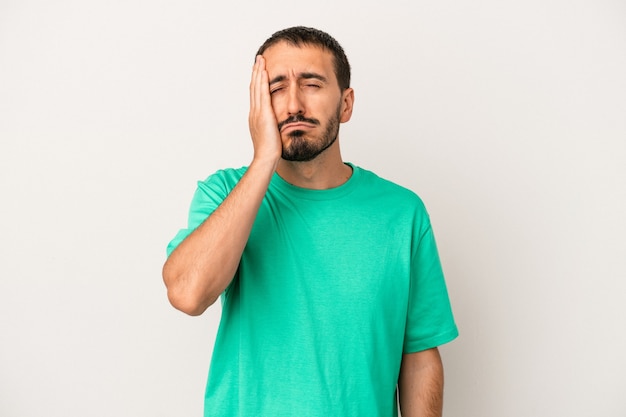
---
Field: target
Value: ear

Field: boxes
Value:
[339,88,354,123]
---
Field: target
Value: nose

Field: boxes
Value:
[286,86,304,115]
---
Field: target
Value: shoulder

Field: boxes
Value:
[354,165,427,211]
[352,165,433,231]
[196,166,249,194]
[200,166,248,185]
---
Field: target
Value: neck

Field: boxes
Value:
[275,140,352,190]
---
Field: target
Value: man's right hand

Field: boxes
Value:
[248,55,282,165]
[163,57,282,316]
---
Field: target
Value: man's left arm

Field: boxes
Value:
[397,347,444,417]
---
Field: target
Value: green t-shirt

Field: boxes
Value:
[167,164,458,417]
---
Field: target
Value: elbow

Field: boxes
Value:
[162,262,218,316]
[166,288,214,316]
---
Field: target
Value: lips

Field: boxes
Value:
[281,122,315,132]
[277,115,320,132]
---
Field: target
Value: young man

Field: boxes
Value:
[163,26,458,417]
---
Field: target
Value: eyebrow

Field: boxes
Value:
[269,72,328,86]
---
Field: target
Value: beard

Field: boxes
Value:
[280,106,341,162]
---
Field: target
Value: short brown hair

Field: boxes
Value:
[256,26,351,91]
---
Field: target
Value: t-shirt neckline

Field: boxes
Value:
[271,162,360,201]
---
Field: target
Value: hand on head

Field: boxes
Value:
[248,55,282,165]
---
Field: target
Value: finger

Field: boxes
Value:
[258,58,271,110]
[250,55,261,112]
[254,56,266,111]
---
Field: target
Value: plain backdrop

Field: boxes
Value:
[1,1,625,416]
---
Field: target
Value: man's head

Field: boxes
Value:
[256,26,351,92]
[256,27,354,162]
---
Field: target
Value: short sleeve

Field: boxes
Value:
[403,222,459,353]
[165,171,237,257]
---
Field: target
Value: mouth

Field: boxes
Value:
[280,122,315,133]
[278,115,320,133]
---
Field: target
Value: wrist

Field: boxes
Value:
[250,152,281,174]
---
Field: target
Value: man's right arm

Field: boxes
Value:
[162,56,281,316]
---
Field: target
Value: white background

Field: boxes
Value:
[1,1,625,416]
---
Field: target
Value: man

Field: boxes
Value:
[163,26,458,417]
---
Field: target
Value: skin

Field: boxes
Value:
[262,42,355,188]
[398,347,445,417]
[162,41,444,416]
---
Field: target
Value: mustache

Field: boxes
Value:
[277,114,320,132]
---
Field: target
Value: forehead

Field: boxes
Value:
[262,42,337,82]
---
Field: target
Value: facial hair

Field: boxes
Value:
[280,105,342,162]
